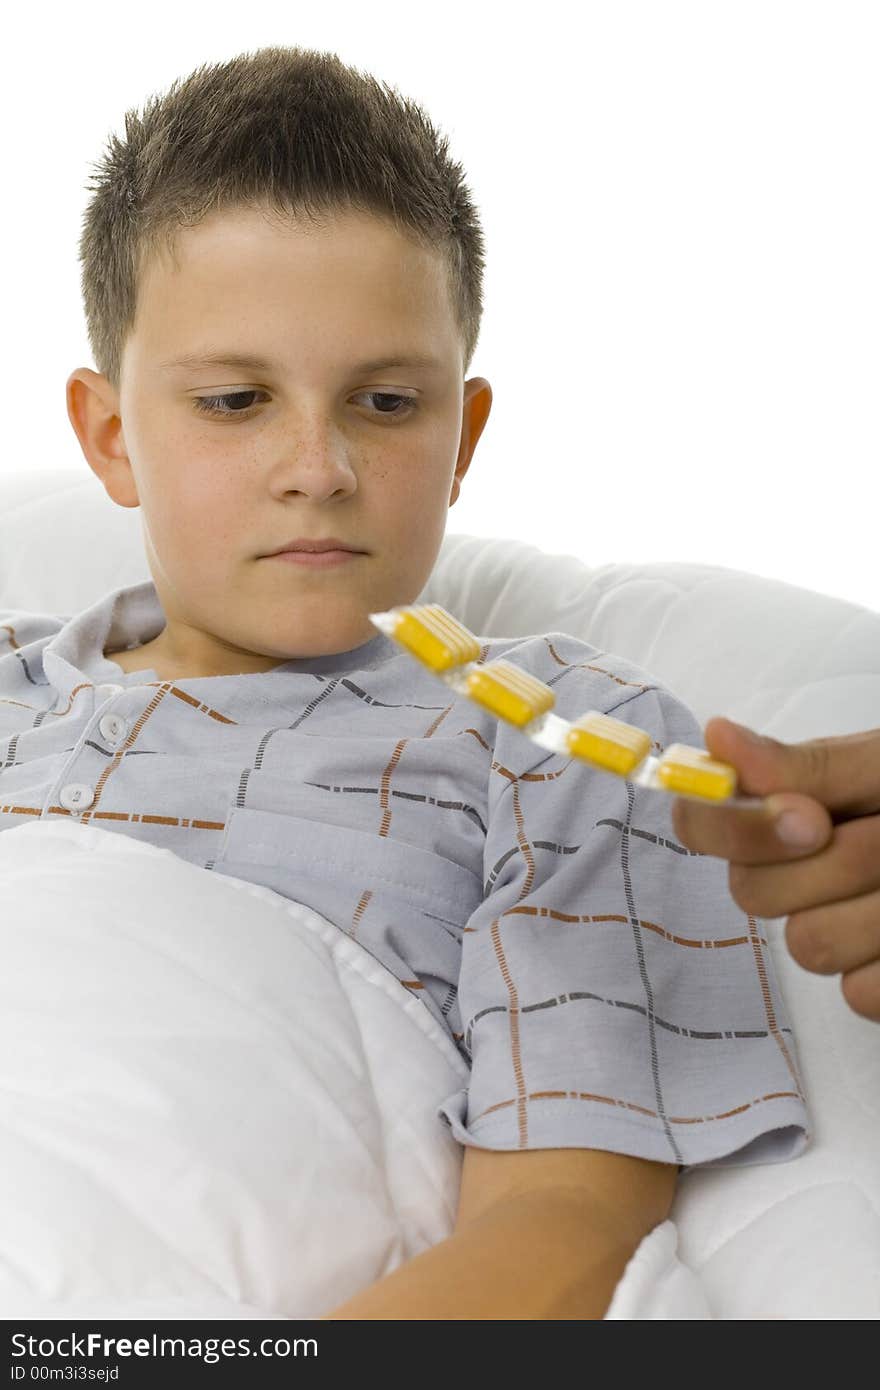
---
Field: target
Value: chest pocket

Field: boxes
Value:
[215,806,483,929]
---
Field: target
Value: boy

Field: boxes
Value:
[0,45,808,1318]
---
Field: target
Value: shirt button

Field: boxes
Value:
[99,713,128,745]
[60,783,96,812]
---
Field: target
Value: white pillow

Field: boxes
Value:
[3,468,880,1319]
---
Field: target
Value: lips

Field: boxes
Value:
[265,539,363,556]
[263,548,363,568]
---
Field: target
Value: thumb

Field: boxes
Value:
[703,716,880,821]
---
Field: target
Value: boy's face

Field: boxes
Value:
[67,205,492,677]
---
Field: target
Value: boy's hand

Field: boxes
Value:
[670,718,880,1022]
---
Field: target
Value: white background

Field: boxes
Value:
[3,0,877,610]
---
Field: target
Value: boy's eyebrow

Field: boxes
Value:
[156,350,446,375]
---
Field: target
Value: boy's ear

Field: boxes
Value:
[65,368,140,509]
[450,376,492,505]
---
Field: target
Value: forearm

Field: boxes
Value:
[323,1189,646,1320]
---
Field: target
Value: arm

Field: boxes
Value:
[323,1144,678,1319]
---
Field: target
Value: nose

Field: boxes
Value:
[269,432,358,502]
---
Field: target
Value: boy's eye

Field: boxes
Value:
[191,390,419,421]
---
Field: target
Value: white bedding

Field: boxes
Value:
[3,470,880,1320]
[0,819,466,1321]
[2,817,879,1321]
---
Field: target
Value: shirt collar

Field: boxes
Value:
[42,579,401,695]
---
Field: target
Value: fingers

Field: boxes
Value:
[678,716,880,1023]
[671,790,833,864]
[723,814,880,919]
[785,887,880,977]
[840,956,880,1023]
[703,717,880,820]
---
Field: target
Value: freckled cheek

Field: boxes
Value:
[377,460,448,528]
[378,432,455,503]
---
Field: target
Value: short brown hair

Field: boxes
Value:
[76,45,486,391]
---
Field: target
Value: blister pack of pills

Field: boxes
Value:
[369,603,765,810]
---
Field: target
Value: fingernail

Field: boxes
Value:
[775,810,821,847]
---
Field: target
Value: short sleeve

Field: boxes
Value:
[438,651,811,1173]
